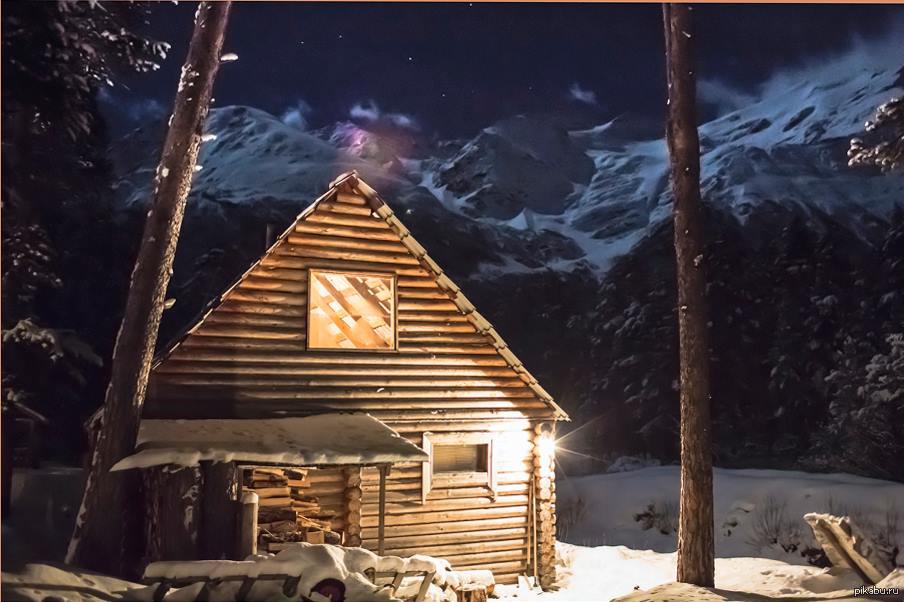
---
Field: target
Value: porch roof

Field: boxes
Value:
[110,413,427,471]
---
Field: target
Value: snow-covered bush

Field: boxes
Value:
[607,455,662,473]
[746,496,804,556]
[633,499,677,536]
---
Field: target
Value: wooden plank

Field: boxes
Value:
[288,234,410,254]
[317,201,373,216]
[366,526,527,550]
[305,212,389,230]
[153,376,532,390]
[293,222,400,242]
[161,352,509,367]
[362,495,529,517]
[361,515,527,539]
[156,362,519,378]
[227,290,307,306]
[191,325,305,341]
[287,245,421,266]
[361,504,529,528]
[373,537,528,558]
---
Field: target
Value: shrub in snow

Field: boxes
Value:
[745,496,806,557]
[633,499,677,536]
[607,455,661,473]
[557,497,587,542]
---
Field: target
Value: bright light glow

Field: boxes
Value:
[538,434,556,458]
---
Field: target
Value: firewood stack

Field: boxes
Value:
[244,467,342,551]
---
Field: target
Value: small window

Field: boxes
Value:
[308,270,395,350]
[433,444,489,474]
[422,433,497,504]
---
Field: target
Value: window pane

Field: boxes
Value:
[433,444,488,473]
[309,271,394,349]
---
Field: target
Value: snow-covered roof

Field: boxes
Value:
[111,413,427,471]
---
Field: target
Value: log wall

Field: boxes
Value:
[144,176,561,585]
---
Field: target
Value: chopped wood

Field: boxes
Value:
[252,467,285,478]
[305,530,325,544]
[252,486,291,499]
[258,496,293,507]
[258,520,297,534]
[249,478,288,487]
[456,586,488,602]
[257,507,296,523]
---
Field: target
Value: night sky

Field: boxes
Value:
[103,2,904,138]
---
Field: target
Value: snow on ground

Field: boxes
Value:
[496,543,870,601]
[555,466,904,565]
[493,466,904,601]
[4,466,902,601]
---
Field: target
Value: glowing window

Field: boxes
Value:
[433,444,489,474]
[308,271,395,350]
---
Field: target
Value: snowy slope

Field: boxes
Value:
[556,466,904,566]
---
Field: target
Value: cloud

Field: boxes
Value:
[568,82,598,105]
[98,88,167,122]
[697,79,755,115]
[350,100,381,122]
[280,99,314,130]
[349,100,419,130]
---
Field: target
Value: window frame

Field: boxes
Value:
[306,268,398,352]
[421,432,497,504]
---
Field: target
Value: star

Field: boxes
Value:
[408,56,413,62]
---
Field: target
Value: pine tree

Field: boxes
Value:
[2,2,167,460]
[67,2,233,575]
[849,97,903,172]
[663,3,715,587]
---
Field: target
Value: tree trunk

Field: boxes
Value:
[66,2,232,575]
[662,3,715,587]
[199,461,238,559]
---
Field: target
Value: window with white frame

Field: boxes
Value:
[421,432,496,503]
[307,270,395,350]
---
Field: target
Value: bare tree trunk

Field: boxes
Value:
[66,1,232,575]
[662,3,715,587]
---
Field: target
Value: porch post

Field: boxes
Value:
[377,463,389,555]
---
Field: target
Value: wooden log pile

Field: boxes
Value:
[244,467,342,552]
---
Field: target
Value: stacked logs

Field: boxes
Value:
[343,467,363,547]
[533,423,557,589]
[244,467,342,551]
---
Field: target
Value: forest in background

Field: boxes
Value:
[2,2,902,481]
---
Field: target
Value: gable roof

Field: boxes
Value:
[152,171,567,420]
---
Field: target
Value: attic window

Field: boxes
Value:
[308,270,395,350]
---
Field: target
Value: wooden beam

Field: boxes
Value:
[378,463,389,555]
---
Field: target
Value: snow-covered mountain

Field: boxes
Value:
[113,50,903,281]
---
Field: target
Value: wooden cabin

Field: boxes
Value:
[113,172,568,588]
